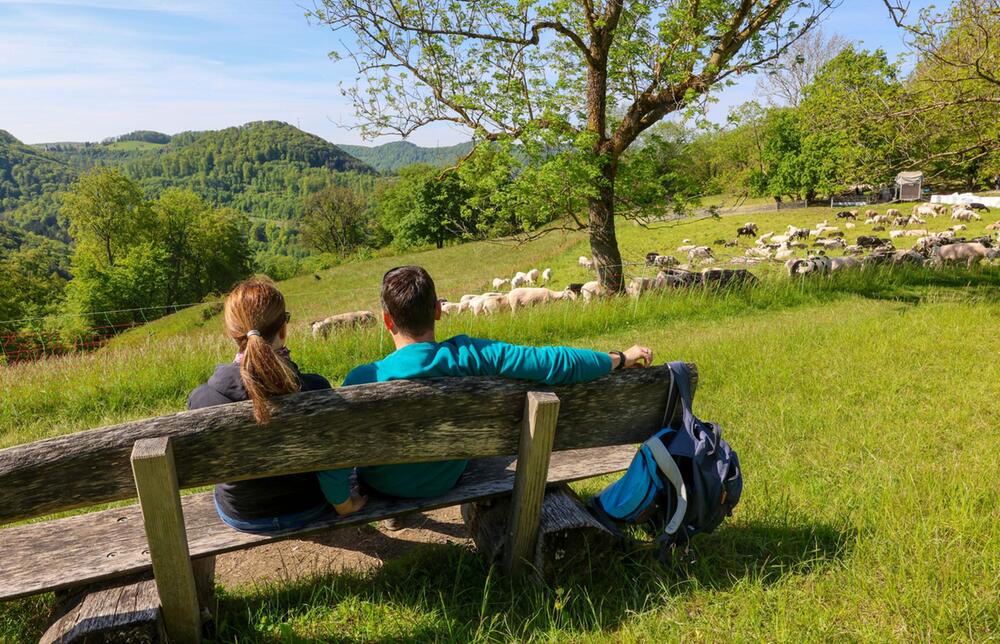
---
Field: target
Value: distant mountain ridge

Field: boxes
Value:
[338,140,474,173]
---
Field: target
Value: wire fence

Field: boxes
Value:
[0,321,143,364]
[0,257,686,365]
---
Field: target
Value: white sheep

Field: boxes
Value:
[311,310,377,339]
[525,268,540,285]
[845,222,856,229]
[541,268,553,284]
[830,256,861,272]
[951,208,981,222]
[677,244,697,253]
[932,242,999,267]
[950,224,968,232]
[506,287,575,312]
[578,256,594,271]
[470,293,510,315]
[886,208,902,218]
[492,277,511,290]
[440,301,463,315]
[511,274,527,289]
[890,230,906,239]
[580,280,604,303]
[688,246,714,261]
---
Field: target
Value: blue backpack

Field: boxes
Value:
[589,362,742,561]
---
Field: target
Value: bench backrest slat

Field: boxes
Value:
[0,365,692,525]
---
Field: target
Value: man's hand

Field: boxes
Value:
[609,345,653,369]
[333,491,368,516]
[623,345,653,368]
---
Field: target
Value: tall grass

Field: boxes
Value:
[5,266,999,448]
[3,207,1000,641]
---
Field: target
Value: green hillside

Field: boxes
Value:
[0,131,77,215]
[120,121,377,220]
[3,207,1000,641]
[338,140,474,173]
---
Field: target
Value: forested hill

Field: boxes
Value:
[117,121,377,220]
[338,140,474,174]
[0,130,77,214]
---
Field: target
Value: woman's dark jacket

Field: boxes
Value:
[187,361,330,520]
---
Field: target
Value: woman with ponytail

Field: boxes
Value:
[188,278,366,533]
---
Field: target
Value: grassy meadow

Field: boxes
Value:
[2,203,1000,641]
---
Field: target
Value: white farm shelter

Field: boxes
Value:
[895,171,924,201]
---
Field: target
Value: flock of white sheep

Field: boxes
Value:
[309,202,999,337]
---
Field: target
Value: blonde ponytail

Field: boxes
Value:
[223,279,300,425]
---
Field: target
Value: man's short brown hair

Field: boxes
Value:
[381,265,437,336]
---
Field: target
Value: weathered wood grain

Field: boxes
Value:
[131,438,202,643]
[0,365,692,524]
[39,575,163,644]
[0,445,636,600]
[463,485,618,580]
[504,392,559,574]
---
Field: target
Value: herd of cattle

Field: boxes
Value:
[309,202,998,337]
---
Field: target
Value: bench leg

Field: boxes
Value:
[504,391,560,574]
[132,437,202,643]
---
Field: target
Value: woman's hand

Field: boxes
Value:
[333,491,368,516]
[622,345,653,368]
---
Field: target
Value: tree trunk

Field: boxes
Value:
[588,166,624,293]
[586,57,624,293]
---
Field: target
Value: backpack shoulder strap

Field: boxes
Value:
[644,435,687,537]
[666,361,696,430]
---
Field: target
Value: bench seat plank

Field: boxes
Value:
[0,445,635,601]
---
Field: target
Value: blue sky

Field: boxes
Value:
[0,0,930,147]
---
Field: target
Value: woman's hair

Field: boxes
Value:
[223,278,300,424]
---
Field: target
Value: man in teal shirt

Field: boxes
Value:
[319,265,653,514]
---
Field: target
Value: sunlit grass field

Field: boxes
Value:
[2,204,999,641]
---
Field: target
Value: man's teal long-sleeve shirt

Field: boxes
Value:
[317,335,613,504]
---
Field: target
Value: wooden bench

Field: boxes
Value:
[0,364,694,642]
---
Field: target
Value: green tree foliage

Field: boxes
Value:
[123,121,376,220]
[796,47,903,189]
[310,0,832,290]
[0,131,77,214]
[0,222,69,324]
[337,141,475,174]
[616,123,704,215]
[374,164,472,249]
[62,170,250,327]
[300,185,371,255]
[885,0,1000,188]
[101,130,172,145]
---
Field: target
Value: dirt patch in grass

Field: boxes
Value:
[214,507,471,589]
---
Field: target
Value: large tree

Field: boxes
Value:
[310,0,832,290]
[881,0,1000,186]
